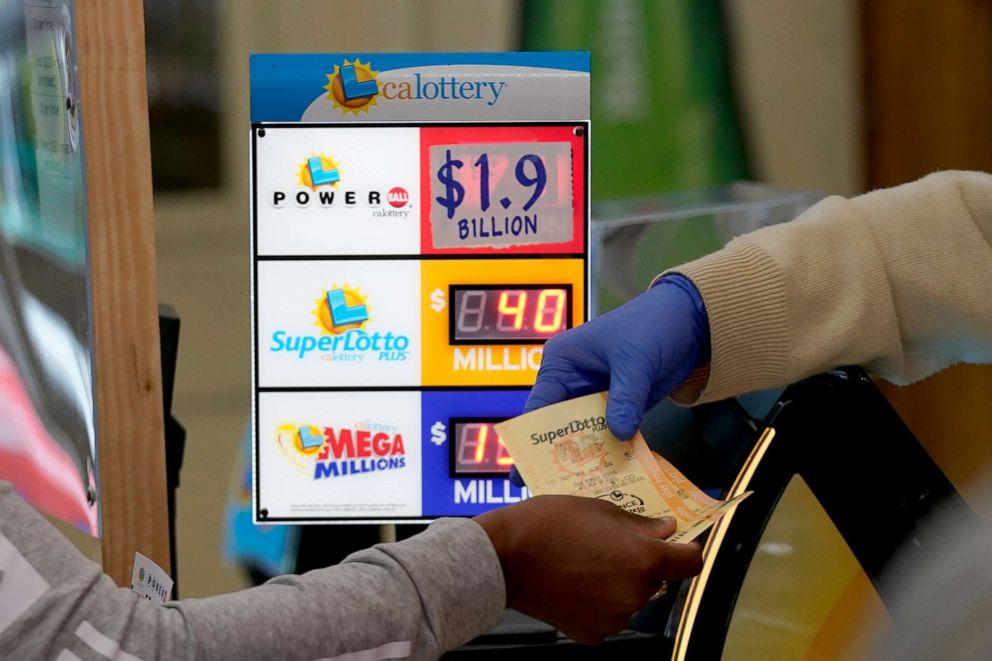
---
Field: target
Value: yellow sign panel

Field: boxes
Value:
[421,258,585,386]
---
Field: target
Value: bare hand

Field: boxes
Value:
[475,495,703,645]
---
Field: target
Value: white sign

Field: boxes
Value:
[256,259,422,388]
[258,391,422,518]
[255,127,420,256]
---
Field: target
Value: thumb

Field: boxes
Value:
[606,362,652,440]
[636,515,677,540]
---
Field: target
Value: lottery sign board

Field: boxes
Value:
[250,52,590,522]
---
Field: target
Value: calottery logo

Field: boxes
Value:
[325,59,380,115]
[323,57,509,116]
[275,422,407,480]
[269,287,411,362]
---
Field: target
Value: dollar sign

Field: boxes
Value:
[429,288,446,312]
[435,149,464,219]
[430,421,447,446]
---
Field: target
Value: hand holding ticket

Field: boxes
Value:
[495,392,749,543]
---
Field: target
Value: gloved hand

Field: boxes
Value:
[510,274,710,486]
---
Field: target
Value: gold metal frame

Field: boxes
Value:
[671,426,777,660]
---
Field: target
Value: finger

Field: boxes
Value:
[570,629,607,646]
[572,618,626,646]
[606,361,652,440]
[508,466,526,488]
[601,614,632,638]
[649,541,704,581]
[524,374,572,413]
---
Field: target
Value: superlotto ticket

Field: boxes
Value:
[495,392,749,544]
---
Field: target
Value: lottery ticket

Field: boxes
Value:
[494,392,749,544]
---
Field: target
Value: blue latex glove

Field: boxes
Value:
[510,274,710,487]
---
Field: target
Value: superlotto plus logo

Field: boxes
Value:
[323,57,508,116]
[275,421,407,480]
[269,286,411,363]
[270,152,411,218]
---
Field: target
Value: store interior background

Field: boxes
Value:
[146,0,991,598]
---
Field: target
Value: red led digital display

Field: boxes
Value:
[450,285,572,344]
[451,420,514,475]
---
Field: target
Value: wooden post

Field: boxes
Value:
[76,0,170,585]
[863,0,992,503]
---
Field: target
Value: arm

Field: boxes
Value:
[0,481,702,659]
[175,521,502,660]
[0,480,503,660]
[524,170,992,440]
[669,170,992,403]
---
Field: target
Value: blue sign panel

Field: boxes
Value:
[421,390,530,516]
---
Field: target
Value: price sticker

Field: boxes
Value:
[429,141,574,249]
[130,552,173,605]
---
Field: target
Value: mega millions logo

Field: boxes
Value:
[269,286,411,362]
[325,58,380,115]
[276,422,407,480]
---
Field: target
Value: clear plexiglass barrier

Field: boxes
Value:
[0,0,98,535]
[590,182,822,315]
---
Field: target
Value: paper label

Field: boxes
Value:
[130,552,173,604]
[429,141,573,249]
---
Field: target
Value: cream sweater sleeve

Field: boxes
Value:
[666,170,992,404]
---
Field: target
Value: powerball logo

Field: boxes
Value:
[275,422,407,480]
[323,57,508,116]
[269,286,411,363]
[270,152,411,217]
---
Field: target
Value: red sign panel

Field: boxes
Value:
[419,124,586,255]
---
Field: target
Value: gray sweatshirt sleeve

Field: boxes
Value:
[0,481,506,660]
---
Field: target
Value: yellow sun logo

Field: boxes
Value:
[312,285,371,335]
[324,58,380,115]
[297,153,341,190]
[275,423,325,472]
